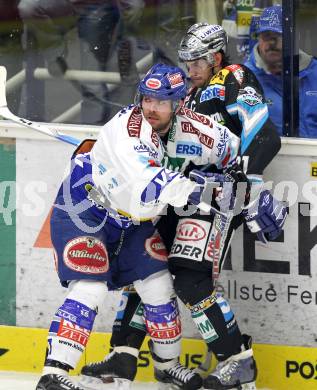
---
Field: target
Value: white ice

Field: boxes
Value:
[0,372,152,390]
[0,371,272,390]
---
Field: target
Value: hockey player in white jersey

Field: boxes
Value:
[35,63,242,390]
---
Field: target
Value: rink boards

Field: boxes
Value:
[0,325,316,390]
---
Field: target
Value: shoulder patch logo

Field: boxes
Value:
[226,64,244,85]
[210,69,230,85]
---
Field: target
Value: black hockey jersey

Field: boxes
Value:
[184,64,281,175]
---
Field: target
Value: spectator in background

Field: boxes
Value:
[245,4,317,138]
[222,0,273,62]
[17,0,121,124]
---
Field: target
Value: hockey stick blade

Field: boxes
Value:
[0,66,80,146]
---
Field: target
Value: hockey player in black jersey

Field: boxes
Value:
[80,23,285,390]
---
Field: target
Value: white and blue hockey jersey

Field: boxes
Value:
[57,105,239,226]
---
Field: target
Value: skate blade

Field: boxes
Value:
[79,375,132,390]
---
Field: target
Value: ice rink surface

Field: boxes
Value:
[1,372,153,390]
[0,371,272,390]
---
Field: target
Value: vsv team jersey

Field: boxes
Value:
[56,105,239,225]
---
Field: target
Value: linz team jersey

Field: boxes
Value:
[86,105,239,221]
[184,64,281,175]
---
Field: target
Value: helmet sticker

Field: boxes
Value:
[167,72,184,89]
[145,78,162,89]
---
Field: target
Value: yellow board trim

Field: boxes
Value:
[0,326,317,389]
[310,162,317,177]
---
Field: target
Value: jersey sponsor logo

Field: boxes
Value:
[127,106,142,137]
[134,143,159,159]
[210,69,230,85]
[176,221,207,241]
[145,78,162,89]
[216,127,229,158]
[176,142,202,156]
[179,107,212,126]
[151,129,160,148]
[181,121,214,149]
[238,86,262,106]
[200,85,225,103]
[57,319,90,347]
[63,237,109,274]
[141,169,180,204]
[169,243,203,260]
[145,232,168,261]
[167,72,184,88]
[226,64,244,85]
[191,311,219,343]
[145,317,182,340]
[56,309,77,323]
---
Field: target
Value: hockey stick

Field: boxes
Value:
[0,66,80,146]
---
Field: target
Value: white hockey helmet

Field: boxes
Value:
[178,23,228,64]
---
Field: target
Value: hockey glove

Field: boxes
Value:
[187,170,224,215]
[221,163,250,211]
[243,190,287,244]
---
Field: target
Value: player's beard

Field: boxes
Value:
[153,120,171,137]
[144,113,171,137]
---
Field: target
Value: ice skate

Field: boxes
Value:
[149,340,203,390]
[36,373,84,390]
[203,336,257,390]
[79,347,138,390]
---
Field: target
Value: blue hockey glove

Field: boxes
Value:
[243,190,287,244]
[187,170,224,214]
[188,167,250,214]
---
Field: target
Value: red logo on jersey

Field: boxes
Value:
[57,319,90,347]
[145,232,168,261]
[151,129,160,148]
[127,106,142,137]
[145,78,162,89]
[181,121,214,149]
[145,317,182,339]
[176,221,207,241]
[63,237,109,274]
[179,107,212,127]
